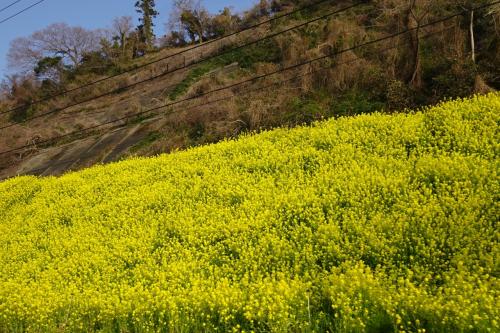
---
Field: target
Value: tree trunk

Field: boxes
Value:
[410,25,422,89]
[474,74,495,94]
[407,9,422,90]
[197,28,204,44]
[470,10,475,63]
[121,33,126,54]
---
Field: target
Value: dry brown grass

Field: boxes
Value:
[1,2,489,180]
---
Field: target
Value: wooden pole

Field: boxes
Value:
[470,10,476,63]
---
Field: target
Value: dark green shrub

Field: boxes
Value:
[286,96,325,124]
[217,38,282,69]
[330,90,385,117]
[168,62,217,100]
[10,103,35,123]
[423,54,476,102]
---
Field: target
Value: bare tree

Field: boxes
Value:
[373,0,432,88]
[452,0,495,63]
[7,23,102,73]
[112,16,134,53]
[168,0,200,31]
[407,0,431,89]
[6,37,42,74]
[168,0,210,43]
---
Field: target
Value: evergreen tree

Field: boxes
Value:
[135,0,159,51]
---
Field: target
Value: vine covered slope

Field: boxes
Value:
[0,94,498,332]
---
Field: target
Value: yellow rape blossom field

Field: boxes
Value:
[0,94,498,333]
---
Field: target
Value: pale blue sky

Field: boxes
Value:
[0,0,256,77]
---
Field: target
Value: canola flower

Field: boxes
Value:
[0,94,498,332]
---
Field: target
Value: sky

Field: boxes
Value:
[0,0,256,77]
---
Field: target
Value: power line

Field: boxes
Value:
[0,7,471,157]
[0,0,22,13]
[0,0,338,116]
[0,1,362,129]
[163,25,457,121]
[0,0,45,24]
[14,25,456,178]
[0,16,471,158]
[15,42,411,175]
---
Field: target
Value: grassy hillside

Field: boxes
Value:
[0,94,498,332]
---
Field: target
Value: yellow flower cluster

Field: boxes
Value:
[0,94,498,332]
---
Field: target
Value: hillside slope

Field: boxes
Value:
[1,0,498,180]
[0,94,498,332]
